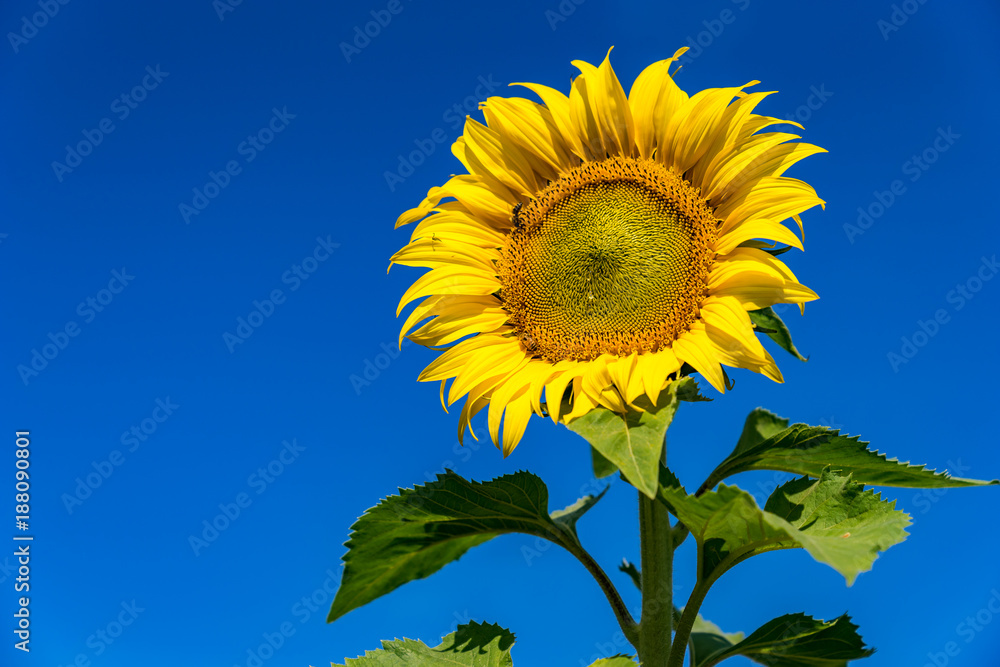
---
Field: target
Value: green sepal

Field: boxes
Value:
[329,471,601,622]
[749,307,808,361]
[737,239,792,257]
[333,621,515,666]
[674,376,712,402]
[694,613,874,667]
[701,409,1000,493]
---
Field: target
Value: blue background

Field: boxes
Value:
[3,0,999,665]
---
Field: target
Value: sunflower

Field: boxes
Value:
[391,47,825,455]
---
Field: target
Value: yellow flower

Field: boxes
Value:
[391,47,825,455]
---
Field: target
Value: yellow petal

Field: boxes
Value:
[714,219,804,255]
[396,267,500,316]
[510,81,587,161]
[463,117,540,197]
[481,96,571,177]
[673,331,726,393]
[662,82,757,175]
[570,47,635,158]
[628,46,689,159]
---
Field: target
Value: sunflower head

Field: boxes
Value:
[391,47,825,455]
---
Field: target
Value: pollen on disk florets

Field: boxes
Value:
[497,155,718,362]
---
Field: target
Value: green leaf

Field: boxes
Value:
[675,376,712,403]
[587,658,637,666]
[329,471,577,622]
[764,470,911,584]
[735,408,790,453]
[749,307,808,361]
[568,379,700,498]
[738,239,792,257]
[618,558,641,591]
[551,487,608,537]
[592,445,618,479]
[697,613,874,667]
[660,469,910,585]
[702,414,1000,493]
[334,621,515,666]
[689,616,745,667]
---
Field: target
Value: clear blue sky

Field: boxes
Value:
[3,1,999,665]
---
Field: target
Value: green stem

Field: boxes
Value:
[667,579,712,667]
[637,442,672,666]
[562,537,639,647]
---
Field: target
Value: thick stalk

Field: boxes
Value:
[637,441,672,666]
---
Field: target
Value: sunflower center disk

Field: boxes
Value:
[499,156,717,362]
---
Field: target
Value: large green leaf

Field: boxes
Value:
[701,411,999,493]
[329,471,593,622]
[334,621,515,666]
[660,469,910,585]
[568,378,704,498]
[695,613,873,667]
[588,658,637,666]
[689,616,745,667]
[591,445,618,479]
[734,408,790,453]
[749,307,808,361]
